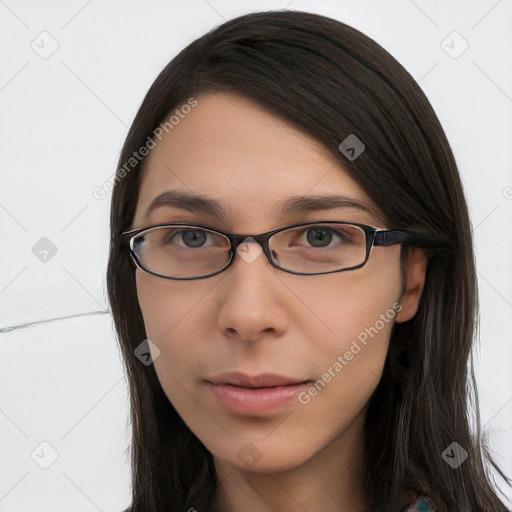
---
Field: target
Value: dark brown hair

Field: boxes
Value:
[107,10,511,512]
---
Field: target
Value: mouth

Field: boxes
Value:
[205,371,312,389]
[205,372,313,414]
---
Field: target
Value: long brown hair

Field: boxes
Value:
[107,10,511,512]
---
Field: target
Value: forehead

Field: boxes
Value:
[133,92,382,228]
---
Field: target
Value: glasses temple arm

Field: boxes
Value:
[373,229,439,248]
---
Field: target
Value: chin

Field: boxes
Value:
[212,439,313,474]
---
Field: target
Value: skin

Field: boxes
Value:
[131,92,427,512]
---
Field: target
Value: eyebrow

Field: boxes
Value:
[145,189,377,221]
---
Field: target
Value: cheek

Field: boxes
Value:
[298,299,398,410]
[135,271,204,369]
[289,250,403,399]
[136,270,206,338]
[288,260,403,443]
[300,279,399,396]
[290,249,403,354]
[135,271,224,399]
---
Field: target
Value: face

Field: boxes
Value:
[131,92,424,474]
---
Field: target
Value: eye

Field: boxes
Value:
[305,227,332,247]
[302,226,353,248]
[166,229,210,248]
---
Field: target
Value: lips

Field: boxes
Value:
[205,371,311,389]
[205,372,313,414]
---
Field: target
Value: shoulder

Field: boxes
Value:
[399,495,438,511]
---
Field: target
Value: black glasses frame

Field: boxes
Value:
[121,221,432,280]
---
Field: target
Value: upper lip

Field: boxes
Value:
[206,371,310,389]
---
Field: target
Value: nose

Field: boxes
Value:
[216,240,290,343]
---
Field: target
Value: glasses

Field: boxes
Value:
[121,221,431,280]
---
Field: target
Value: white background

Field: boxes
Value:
[1,1,511,510]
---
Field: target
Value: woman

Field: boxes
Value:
[107,10,511,512]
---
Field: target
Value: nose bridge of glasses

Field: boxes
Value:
[229,231,268,249]
[229,232,275,264]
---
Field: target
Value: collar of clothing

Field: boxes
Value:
[400,495,437,511]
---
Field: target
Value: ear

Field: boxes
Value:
[394,246,429,323]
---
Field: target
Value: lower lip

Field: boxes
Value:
[206,381,311,414]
